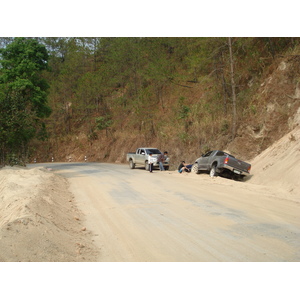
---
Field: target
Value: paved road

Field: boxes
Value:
[30,162,300,262]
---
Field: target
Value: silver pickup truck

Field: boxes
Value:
[192,150,251,180]
[126,148,169,171]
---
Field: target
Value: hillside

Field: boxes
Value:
[250,124,300,199]
[1,38,299,167]
[226,54,300,160]
[32,47,300,169]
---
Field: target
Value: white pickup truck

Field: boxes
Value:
[126,148,169,171]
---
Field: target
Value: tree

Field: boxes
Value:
[0,37,51,165]
[228,37,237,139]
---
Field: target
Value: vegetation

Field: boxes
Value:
[0,38,51,165]
[0,37,299,166]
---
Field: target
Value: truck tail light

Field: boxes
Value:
[248,165,251,172]
[224,157,229,164]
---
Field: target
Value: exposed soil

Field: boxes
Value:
[0,125,299,262]
[0,166,99,262]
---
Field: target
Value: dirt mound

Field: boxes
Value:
[249,125,300,200]
[0,166,99,262]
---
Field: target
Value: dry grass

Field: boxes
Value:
[30,54,300,169]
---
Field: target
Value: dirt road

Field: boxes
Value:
[39,162,299,262]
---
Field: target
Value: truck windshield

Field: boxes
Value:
[146,149,161,155]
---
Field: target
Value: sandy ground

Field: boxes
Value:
[0,166,99,261]
[0,126,299,262]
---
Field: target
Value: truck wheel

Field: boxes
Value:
[210,165,217,177]
[192,163,200,174]
[240,175,245,181]
[234,174,245,181]
[129,159,135,169]
[145,161,149,171]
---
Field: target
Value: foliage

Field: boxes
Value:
[0,38,51,165]
[1,37,299,163]
[95,116,113,131]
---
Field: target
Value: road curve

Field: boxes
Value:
[31,162,300,262]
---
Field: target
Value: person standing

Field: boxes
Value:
[163,151,168,163]
[148,153,156,173]
[157,152,165,171]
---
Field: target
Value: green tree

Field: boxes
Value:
[0,37,51,165]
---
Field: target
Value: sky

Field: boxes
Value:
[1,1,298,37]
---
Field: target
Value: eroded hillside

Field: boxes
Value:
[32,50,300,169]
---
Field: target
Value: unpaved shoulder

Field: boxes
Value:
[0,166,99,262]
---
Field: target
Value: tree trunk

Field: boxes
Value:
[221,72,228,115]
[228,37,237,139]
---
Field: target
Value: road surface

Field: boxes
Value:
[32,162,300,262]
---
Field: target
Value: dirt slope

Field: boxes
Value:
[0,166,99,262]
[249,124,300,200]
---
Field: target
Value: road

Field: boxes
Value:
[33,162,300,262]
